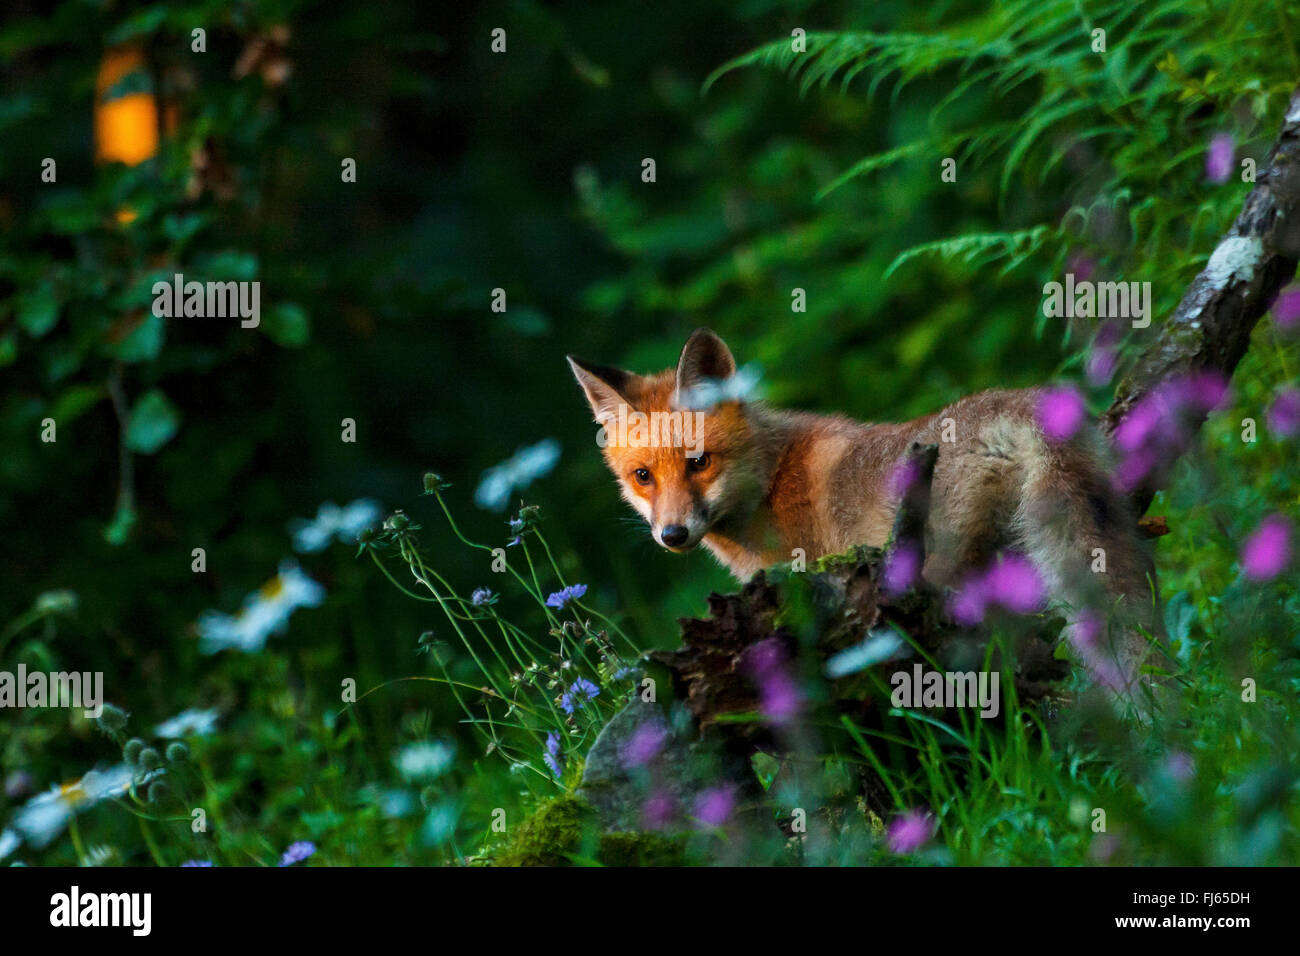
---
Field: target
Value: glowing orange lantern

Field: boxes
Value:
[94,46,159,166]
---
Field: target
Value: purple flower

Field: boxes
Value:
[1066,611,1128,693]
[622,720,669,768]
[948,553,1045,624]
[1274,286,1300,330]
[949,577,989,626]
[642,791,674,830]
[543,732,563,778]
[1114,445,1159,494]
[180,860,214,867]
[888,456,921,499]
[1163,751,1196,783]
[1241,514,1292,581]
[1206,133,1235,183]
[694,787,735,828]
[1066,252,1096,284]
[1267,387,1300,437]
[745,639,801,725]
[470,587,497,607]
[1113,372,1231,490]
[886,810,933,853]
[4,770,33,800]
[758,670,800,725]
[278,841,316,867]
[1086,323,1121,387]
[1089,832,1120,862]
[983,553,1046,615]
[560,677,599,714]
[881,541,922,595]
[545,583,588,610]
[1036,385,1086,444]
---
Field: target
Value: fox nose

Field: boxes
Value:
[659,524,690,547]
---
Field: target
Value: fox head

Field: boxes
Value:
[567,329,768,554]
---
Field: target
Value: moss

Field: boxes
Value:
[492,795,691,867]
[494,795,596,867]
[597,831,689,867]
[808,543,882,575]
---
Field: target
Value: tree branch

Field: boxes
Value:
[1102,85,1300,512]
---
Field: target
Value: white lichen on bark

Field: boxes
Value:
[1203,235,1264,288]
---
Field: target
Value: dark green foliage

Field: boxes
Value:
[2,0,1298,866]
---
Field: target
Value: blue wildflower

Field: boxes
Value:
[506,517,525,546]
[545,583,588,610]
[470,588,497,607]
[279,841,316,866]
[560,677,600,714]
[543,733,563,778]
[180,860,214,867]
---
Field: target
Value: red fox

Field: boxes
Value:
[569,328,1159,695]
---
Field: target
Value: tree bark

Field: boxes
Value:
[1102,85,1300,513]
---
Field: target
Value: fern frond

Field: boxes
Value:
[704,31,1009,97]
[815,140,935,201]
[883,226,1055,280]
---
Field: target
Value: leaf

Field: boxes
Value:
[883,226,1053,279]
[103,499,137,547]
[125,388,180,454]
[106,6,170,45]
[17,283,59,337]
[816,140,933,201]
[107,312,165,363]
[503,306,550,337]
[195,250,259,281]
[100,70,153,103]
[261,303,310,347]
[41,193,104,234]
[51,384,104,423]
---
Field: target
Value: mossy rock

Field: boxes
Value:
[596,830,689,867]
[493,795,689,867]
[495,796,596,866]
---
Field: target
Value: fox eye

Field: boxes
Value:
[633,468,653,485]
[687,452,711,474]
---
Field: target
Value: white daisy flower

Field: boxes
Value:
[474,438,561,511]
[289,498,382,553]
[394,741,456,782]
[677,363,764,410]
[154,708,219,739]
[9,764,133,849]
[198,560,325,654]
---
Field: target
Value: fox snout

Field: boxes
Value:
[652,507,708,552]
[659,524,690,547]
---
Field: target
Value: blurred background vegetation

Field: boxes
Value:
[1,0,1297,865]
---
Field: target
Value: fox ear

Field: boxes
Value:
[675,328,736,398]
[567,355,634,424]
